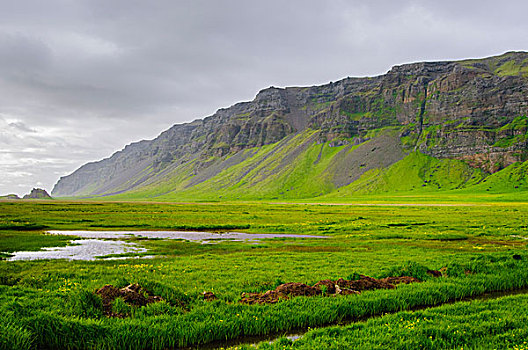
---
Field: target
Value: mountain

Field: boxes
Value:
[52,52,528,200]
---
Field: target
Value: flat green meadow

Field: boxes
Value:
[1,199,528,349]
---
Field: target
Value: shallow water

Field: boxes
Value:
[6,231,327,261]
[47,230,327,242]
[7,239,147,261]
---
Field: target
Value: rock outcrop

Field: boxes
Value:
[52,52,528,198]
[23,188,52,199]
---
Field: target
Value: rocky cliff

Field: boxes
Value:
[52,52,528,199]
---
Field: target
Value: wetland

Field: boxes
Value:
[0,199,527,349]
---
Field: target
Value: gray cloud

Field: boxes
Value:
[8,121,36,133]
[0,0,527,196]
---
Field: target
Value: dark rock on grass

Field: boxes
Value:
[121,283,162,306]
[97,285,121,300]
[239,292,265,304]
[95,283,163,317]
[95,285,122,317]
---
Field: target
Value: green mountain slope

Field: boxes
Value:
[462,161,528,193]
[109,129,405,200]
[108,133,528,201]
[327,152,485,197]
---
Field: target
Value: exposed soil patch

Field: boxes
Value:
[95,283,163,317]
[427,269,443,277]
[202,291,218,301]
[240,275,422,304]
[381,276,422,285]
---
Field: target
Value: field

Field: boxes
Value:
[1,199,528,349]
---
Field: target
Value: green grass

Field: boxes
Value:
[254,293,528,349]
[0,200,528,348]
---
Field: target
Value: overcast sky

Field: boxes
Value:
[1,0,527,196]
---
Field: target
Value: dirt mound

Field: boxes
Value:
[380,276,421,285]
[313,279,337,294]
[95,283,163,317]
[334,284,361,295]
[241,282,321,304]
[240,291,280,304]
[240,275,420,304]
[335,275,395,291]
[275,282,320,296]
[202,291,217,301]
[427,269,443,277]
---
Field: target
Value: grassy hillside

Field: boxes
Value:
[326,152,484,197]
[465,161,528,193]
[106,129,405,201]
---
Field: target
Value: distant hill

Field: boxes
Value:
[23,188,52,200]
[52,52,528,200]
[0,194,21,200]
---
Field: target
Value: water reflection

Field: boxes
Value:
[47,230,327,242]
[8,239,147,261]
[6,231,326,261]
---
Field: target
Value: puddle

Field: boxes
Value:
[46,230,327,242]
[5,231,327,261]
[7,239,147,261]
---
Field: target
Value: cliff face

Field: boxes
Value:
[52,52,528,198]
